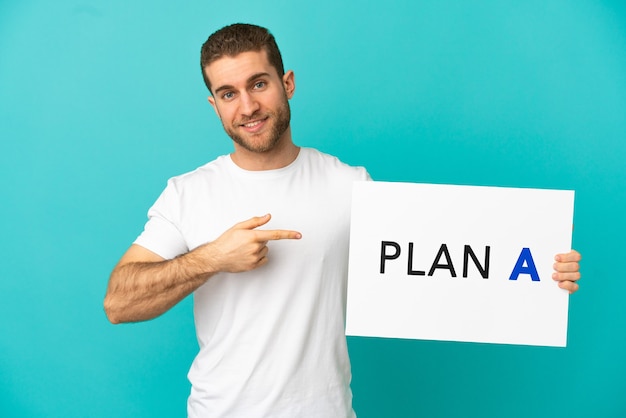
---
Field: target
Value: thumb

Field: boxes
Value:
[234,214,272,230]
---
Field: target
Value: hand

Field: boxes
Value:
[552,250,581,294]
[204,214,301,273]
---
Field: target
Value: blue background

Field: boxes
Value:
[1,0,625,416]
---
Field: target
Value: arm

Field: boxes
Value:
[552,249,582,294]
[103,214,301,324]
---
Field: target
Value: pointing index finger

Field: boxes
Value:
[256,229,302,241]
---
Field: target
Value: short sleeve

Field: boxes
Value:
[134,179,189,259]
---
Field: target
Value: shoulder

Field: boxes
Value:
[148,154,232,215]
[166,154,231,189]
[299,147,370,180]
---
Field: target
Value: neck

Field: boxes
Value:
[230,129,300,171]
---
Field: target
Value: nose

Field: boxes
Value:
[239,92,260,117]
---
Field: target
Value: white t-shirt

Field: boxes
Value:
[135,148,370,418]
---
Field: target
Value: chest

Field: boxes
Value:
[177,176,353,259]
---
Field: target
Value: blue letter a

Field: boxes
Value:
[509,248,541,282]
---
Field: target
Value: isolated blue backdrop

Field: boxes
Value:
[1,0,625,417]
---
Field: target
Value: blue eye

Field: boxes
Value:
[222,91,234,100]
[254,81,266,89]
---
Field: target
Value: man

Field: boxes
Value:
[104,23,581,417]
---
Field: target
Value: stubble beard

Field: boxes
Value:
[224,95,291,154]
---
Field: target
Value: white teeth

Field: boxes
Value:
[244,120,262,128]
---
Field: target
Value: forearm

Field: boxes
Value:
[104,214,300,323]
[104,246,217,324]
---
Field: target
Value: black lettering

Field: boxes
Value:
[463,245,490,279]
[380,241,401,274]
[428,244,457,277]
[407,242,426,276]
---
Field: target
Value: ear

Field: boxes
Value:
[207,96,220,118]
[282,70,296,99]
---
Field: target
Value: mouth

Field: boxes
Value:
[239,116,269,133]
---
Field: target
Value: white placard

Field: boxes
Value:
[346,181,575,347]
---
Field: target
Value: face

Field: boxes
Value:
[204,50,295,154]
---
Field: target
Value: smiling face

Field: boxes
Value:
[205,50,296,157]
